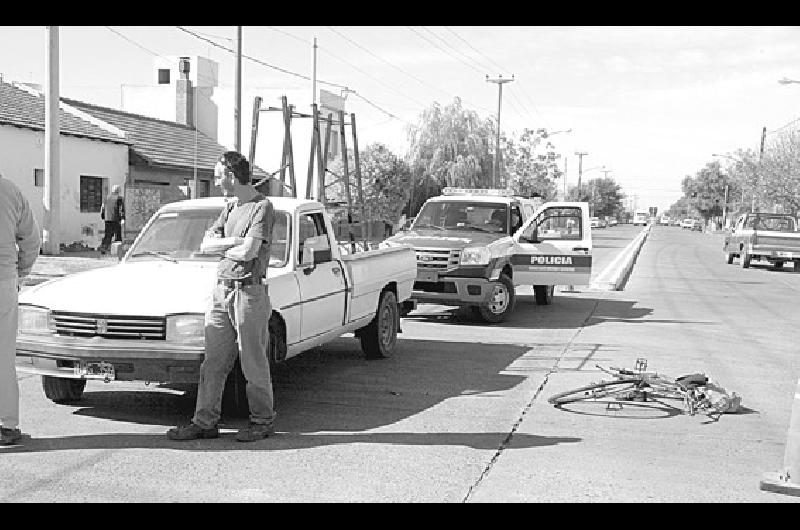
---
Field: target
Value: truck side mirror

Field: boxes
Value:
[301,247,316,274]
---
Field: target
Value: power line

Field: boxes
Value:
[176,26,409,123]
[443,26,506,73]
[104,26,163,58]
[417,26,485,76]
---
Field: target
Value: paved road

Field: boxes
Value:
[4,224,798,502]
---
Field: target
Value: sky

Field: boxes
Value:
[1,25,799,213]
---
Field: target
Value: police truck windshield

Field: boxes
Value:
[412,202,508,233]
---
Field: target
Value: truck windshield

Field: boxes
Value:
[128,208,291,267]
[412,201,508,233]
[750,215,797,232]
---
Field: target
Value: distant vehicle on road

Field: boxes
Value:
[723,212,800,270]
[590,216,601,228]
[608,218,618,227]
[659,215,671,226]
[633,209,649,226]
[681,218,695,229]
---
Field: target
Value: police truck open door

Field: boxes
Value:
[509,202,592,304]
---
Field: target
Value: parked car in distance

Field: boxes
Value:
[608,218,618,227]
[723,212,800,269]
[590,217,601,228]
[680,218,695,229]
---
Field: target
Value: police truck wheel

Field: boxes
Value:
[476,274,515,323]
[361,290,399,359]
[534,285,555,305]
[42,376,86,403]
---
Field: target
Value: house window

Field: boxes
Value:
[34,168,44,187]
[158,69,171,84]
[80,175,108,213]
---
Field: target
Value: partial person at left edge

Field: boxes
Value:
[0,169,42,446]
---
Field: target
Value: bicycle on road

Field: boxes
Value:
[548,358,731,417]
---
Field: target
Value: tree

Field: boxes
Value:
[681,161,735,223]
[405,97,494,212]
[567,177,624,218]
[503,128,563,200]
[760,128,800,215]
[326,142,413,228]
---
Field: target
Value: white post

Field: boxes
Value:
[43,26,61,255]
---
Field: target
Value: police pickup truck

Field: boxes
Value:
[16,196,417,409]
[381,188,592,323]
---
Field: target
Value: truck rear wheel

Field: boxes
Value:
[42,376,86,403]
[725,251,734,264]
[475,274,515,323]
[534,285,555,305]
[740,250,751,268]
[361,290,399,359]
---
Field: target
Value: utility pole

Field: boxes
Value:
[486,74,514,188]
[575,151,588,188]
[722,183,729,229]
[563,156,568,199]
[312,37,317,106]
[234,26,242,153]
[754,125,766,212]
[43,26,60,256]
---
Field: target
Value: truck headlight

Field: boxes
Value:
[460,247,491,265]
[166,314,205,344]
[18,305,54,335]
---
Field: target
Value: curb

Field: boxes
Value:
[589,224,651,291]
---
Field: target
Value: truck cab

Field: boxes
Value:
[382,188,591,323]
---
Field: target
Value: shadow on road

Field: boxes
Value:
[407,297,716,329]
[30,338,546,437]
[0,431,581,454]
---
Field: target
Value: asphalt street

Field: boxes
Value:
[3,224,799,502]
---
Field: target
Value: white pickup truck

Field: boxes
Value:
[16,196,417,410]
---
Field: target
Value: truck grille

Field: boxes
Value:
[51,311,167,340]
[415,248,461,270]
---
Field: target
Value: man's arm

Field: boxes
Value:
[223,200,271,262]
[16,191,42,281]
[118,196,125,221]
[199,203,237,253]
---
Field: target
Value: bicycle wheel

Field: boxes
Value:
[548,380,642,405]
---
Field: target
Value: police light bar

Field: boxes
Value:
[442,187,514,197]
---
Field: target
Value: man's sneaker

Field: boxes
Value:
[0,427,22,446]
[236,422,275,442]
[166,422,219,441]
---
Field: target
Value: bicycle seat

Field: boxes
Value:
[675,373,708,389]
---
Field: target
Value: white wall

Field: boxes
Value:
[0,126,128,248]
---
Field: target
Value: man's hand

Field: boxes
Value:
[200,234,241,254]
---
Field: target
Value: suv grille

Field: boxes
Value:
[51,311,167,340]
[415,248,461,270]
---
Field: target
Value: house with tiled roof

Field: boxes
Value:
[0,80,130,249]
[0,76,273,249]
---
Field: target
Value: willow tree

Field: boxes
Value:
[504,128,563,200]
[405,97,494,212]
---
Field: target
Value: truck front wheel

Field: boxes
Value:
[42,376,86,403]
[475,274,515,323]
[740,250,751,268]
[361,290,399,359]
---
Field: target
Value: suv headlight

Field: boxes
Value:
[18,305,54,335]
[166,314,205,344]
[460,246,491,265]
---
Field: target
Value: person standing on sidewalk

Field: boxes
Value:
[0,171,41,446]
[167,151,277,443]
[99,185,125,254]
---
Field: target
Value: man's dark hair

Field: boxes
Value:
[218,151,251,185]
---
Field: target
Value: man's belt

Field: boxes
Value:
[218,277,257,288]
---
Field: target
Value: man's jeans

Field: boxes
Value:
[193,282,276,428]
[0,279,19,430]
[100,221,122,251]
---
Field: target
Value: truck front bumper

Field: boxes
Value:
[411,276,496,306]
[16,335,205,383]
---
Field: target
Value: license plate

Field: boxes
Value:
[417,270,438,282]
[75,361,116,381]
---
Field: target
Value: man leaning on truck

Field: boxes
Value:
[1,170,41,446]
[167,151,277,443]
